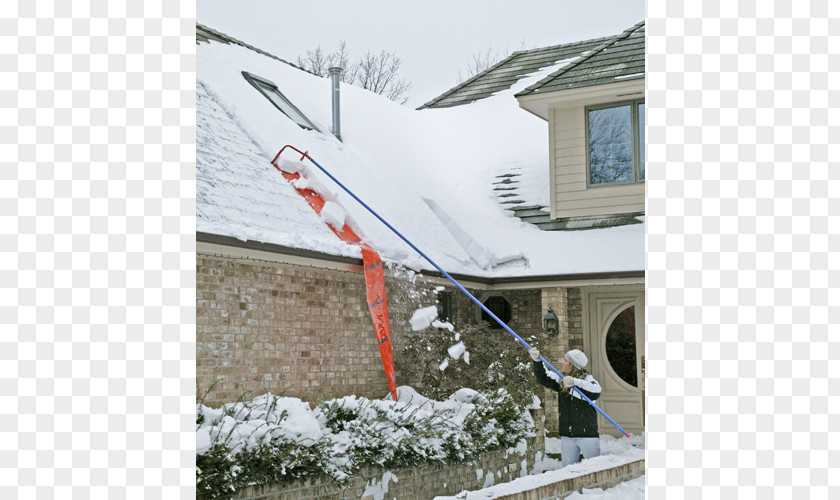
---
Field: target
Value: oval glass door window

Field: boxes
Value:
[605,305,637,387]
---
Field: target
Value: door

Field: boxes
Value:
[583,286,645,436]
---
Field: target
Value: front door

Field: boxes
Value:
[583,286,645,436]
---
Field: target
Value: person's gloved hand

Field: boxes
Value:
[529,348,541,361]
[562,376,576,388]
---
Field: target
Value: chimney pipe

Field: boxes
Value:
[328,66,341,141]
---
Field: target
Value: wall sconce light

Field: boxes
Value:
[543,307,558,335]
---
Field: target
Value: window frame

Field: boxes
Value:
[479,295,512,330]
[584,99,645,188]
[242,71,318,131]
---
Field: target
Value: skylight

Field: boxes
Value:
[242,71,318,131]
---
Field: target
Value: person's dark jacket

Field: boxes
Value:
[533,360,602,438]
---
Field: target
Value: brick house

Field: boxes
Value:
[196,21,645,437]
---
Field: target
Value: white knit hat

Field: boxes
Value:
[565,349,588,370]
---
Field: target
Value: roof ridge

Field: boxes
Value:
[416,51,521,110]
[196,23,316,76]
[514,20,645,97]
[508,34,615,56]
[417,34,615,110]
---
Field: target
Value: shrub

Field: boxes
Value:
[195,388,533,498]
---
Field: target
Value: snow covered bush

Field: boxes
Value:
[196,387,534,498]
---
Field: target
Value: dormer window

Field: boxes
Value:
[586,100,645,186]
[242,71,318,131]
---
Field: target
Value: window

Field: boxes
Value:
[605,305,637,387]
[242,71,318,131]
[436,291,452,323]
[480,296,511,330]
[586,100,645,186]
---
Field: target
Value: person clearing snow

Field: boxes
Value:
[530,348,602,467]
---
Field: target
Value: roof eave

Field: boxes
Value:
[516,78,645,119]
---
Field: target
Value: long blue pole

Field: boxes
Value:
[277,148,631,437]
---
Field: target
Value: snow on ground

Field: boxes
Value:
[197,39,644,278]
[566,475,645,500]
[434,434,645,500]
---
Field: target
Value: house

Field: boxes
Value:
[195,20,645,441]
[420,22,646,435]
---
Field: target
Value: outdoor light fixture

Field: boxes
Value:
[543,307,558,335]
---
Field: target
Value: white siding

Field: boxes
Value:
[551,105,645,218]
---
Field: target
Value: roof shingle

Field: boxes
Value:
[418,22,644,109]
[515,21,645,96]
[416,36,611,109]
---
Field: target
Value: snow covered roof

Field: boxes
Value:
[516,21,645,97]
[196,25,644,279]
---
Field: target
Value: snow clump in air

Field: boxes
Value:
[410,305,439,331]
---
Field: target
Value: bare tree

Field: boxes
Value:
[355,50,411,104]
[296,45,330,76]
[456,47,507,83]
[296,42,411,104]
[296,41,357,82]
[455,40,535,84]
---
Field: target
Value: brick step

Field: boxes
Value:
[490,458,644,500]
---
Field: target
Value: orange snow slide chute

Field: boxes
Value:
[271,148,398,401]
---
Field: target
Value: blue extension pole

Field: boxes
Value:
[279,148,631,437]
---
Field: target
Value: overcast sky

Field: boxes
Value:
[198,0,645,108]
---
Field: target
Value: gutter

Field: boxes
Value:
[196,232,644,287]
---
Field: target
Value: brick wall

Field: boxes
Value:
[197,252,432,407]
[495,458,645,500]
[197,250,550,407]
[539,287,583,435]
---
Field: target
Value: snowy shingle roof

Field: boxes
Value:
[196,25,644,279]
[515,21,645,97]
[417,36,611,110]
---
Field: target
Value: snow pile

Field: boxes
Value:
[320,201,347,229]
[196,394,323,455]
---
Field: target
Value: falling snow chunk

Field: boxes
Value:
[463,351,470,364]
[448,341,466,360]
[439,359,449,372]
[410,305,439,331]
[432,320,455,331]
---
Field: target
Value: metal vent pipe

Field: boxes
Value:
[328,66,341,141]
